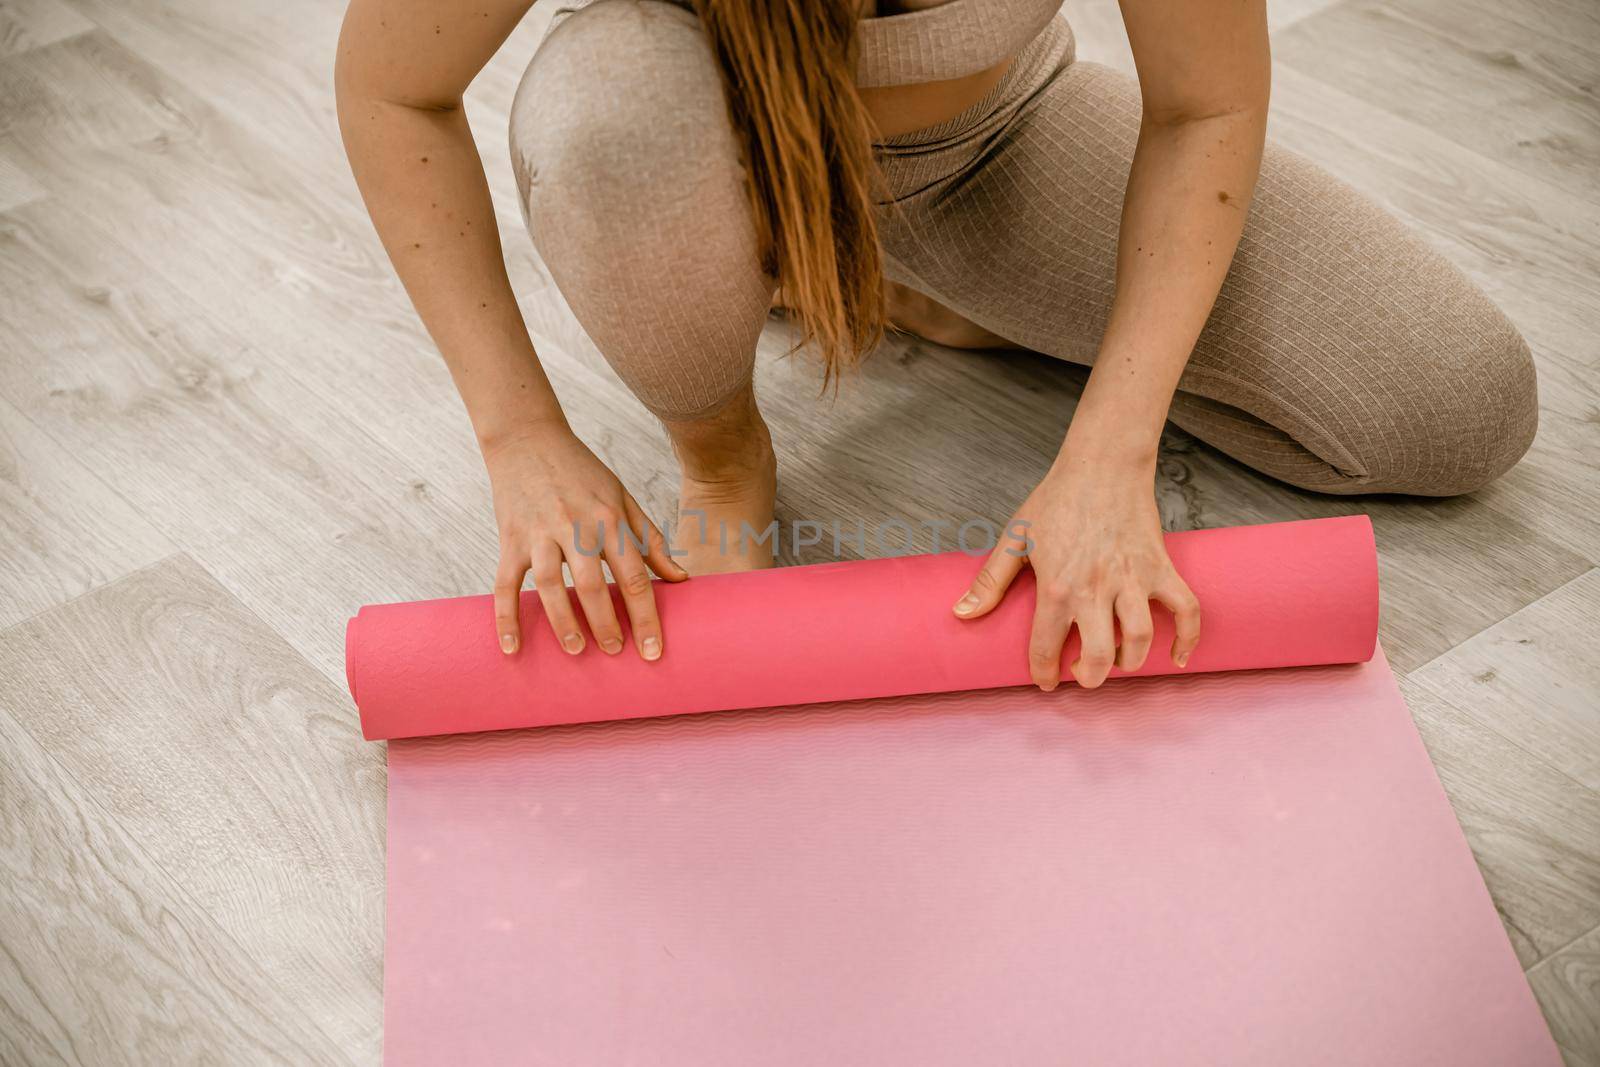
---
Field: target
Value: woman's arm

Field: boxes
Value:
[954,0,1270,689]
[336,0,554,445]
[1075,0,1270,464]
[335,0,684,661]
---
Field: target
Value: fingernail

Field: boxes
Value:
[561,633,584,655]
[641,636,661,661]
[1176,652,1190,668]
[601,637,623,655]
[500,633,517,655]
[953,593,980,616]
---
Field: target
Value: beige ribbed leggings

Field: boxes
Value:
[510,2,1538,496]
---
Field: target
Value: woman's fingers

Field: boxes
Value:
[954,530,1027,620]
[1114,590,1155,673]
[530,544,585,655]
[624,495,687,583]
[1154,573,1202,667]
[1027,586,1071,690]
[1069,597,1117,689]
[566,549,624,655]
[493,552,529,655]
[605,540,664,663]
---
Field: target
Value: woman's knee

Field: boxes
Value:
[1324,293,1538,497]
[1430,316,1538,495]
[1217,149,1538,497]
[510,1,748,246]
[507,0,770,421]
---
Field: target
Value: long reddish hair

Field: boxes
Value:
[693,0,886,385]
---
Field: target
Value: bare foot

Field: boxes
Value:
[665,388,778,575]
[885,281,1024,350]
[772,281,1022,351]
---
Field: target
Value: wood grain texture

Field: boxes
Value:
[0,152,48,213]
[0,27,530,544]
[0,688,343,1065]
[0,0,90,57]
[0,394,172,629]
[0,555,386,1060]
[46,0,551,302]
[0,195,492,685]
[1401,679,1600,967]
[1275,0,1600,204]
[1410,569,1600,792]
[1529,923,1600,1067]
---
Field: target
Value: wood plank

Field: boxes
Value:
[0,686,343,1065]
[0,0,90,57]
[1399,679,1600,967]
[0,30,529,527]
[1409,569,1600,792]
[1528,923,1600,1067]
[0,554,386,1059]
[48,0,549,297]
[0,30,188,151]
[0,201,495,684]
[0,394,172,629]
[0,148,48,212]
[0,19,686,586]
[1274,0,1600,204]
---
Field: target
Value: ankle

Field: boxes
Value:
[666,390,775,486]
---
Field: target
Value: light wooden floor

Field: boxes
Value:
[0,0,1596,1062]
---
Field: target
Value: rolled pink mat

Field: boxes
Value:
[347,515,1378,739]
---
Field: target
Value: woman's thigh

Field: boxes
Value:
[878,58,1538,496]
[509,0,772,421]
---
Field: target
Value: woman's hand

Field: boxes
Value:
[952,449,1200,690]
[484,425,687,660]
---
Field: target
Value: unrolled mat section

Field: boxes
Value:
[347,516,1560,1066]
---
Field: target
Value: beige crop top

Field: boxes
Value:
[855,0,1063,88]
[638,0,1065,89]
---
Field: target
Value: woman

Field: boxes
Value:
[334,0,1536,692]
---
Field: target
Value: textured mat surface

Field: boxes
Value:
[383,649,1556,1065]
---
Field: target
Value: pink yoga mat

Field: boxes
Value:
[350,516,1559,1065]
[350,516,1380,740]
